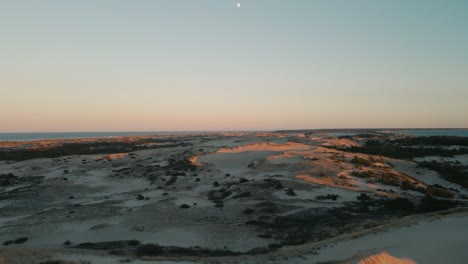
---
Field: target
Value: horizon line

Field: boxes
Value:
[1,128,468,134]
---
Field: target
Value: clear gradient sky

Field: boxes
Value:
[1,0,468,132]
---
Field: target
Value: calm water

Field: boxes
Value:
[2,129,468,141]
[396,129,468,137]
[0,131,202,141]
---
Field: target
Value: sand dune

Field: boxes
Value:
[216,142,312,153]
[188,155,203,167]
[96,153,128,161]
[1,132,466,263]
[358,252,416,264]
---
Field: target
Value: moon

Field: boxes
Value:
[237,2,240,8]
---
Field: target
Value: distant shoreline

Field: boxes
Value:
[0,131,246,142]
[1,128,468,141]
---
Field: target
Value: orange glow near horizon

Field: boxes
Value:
[1,1,468,132]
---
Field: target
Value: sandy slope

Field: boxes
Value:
[216,207,468,264]
[0,132,466,263]
[358,252,416,264]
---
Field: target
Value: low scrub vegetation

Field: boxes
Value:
[417,160,468,188]
[350,156,373,167]
[341,137,468,159]
[316,194,340,201]
[419,197,458,212]
[0,139,181,161]
[356,193,459,213]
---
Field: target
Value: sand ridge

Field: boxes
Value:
[0,132,466,263]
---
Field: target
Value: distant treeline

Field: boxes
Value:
[392,136,468,147]
[0,139,184,161]
[337,136,468,188]
[418,160,468,188]
[342,137,468,160]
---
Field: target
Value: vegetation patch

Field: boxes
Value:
[340,137,468,160]
[72,240,141,250]
[316,194,340,201]
[3,237,29,246]
[350,156,373,167]
[417,160,468,188]
[0,139,181,161]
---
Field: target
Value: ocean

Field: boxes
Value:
[1,129,468,141]
[0,132,200,141]
[395,129,468,137]
[330,129,468,137]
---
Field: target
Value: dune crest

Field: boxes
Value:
[358,251,416,264]
[217,142,311,153]
[188,155,204,166]
[96,153,127,161]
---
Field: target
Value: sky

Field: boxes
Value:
[1,0,468,132]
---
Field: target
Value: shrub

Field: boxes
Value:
[400,180,416,191]
[379,173,400,186]
[243,208,255,215]
[351,156,372,167]
[136,243,163,256]
[239,177,249,183]
[383,198,415,211]
[233,191,251,199]
[419,197,457,212]
[316,194,340,201]
[418,161,468,188]
[285,188,296,196]
[351,170,374,178]
[3,237,28,246]
[357,193,370,201]
[425,185,455,198]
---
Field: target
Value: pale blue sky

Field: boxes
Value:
[1,0,467,132]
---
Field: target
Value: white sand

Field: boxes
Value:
[285,213,468,264]
[1,132,467,263]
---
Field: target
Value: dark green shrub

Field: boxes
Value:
[419,197,457,212]
[384,198,415,211]
[136,243,163,256]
